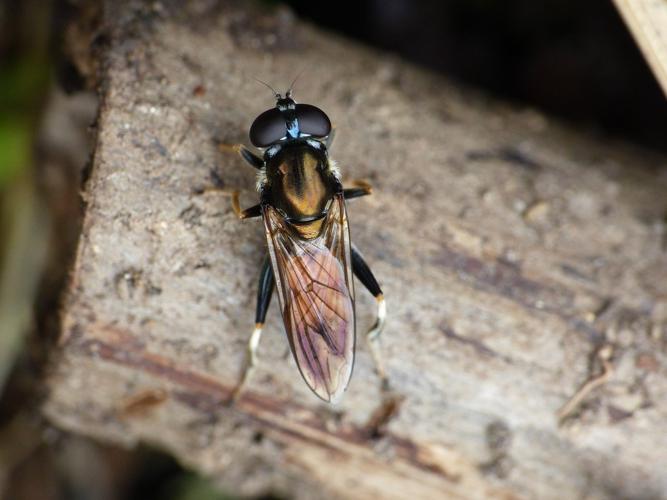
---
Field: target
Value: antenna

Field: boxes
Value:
[286,67,307,97]
[253,77,281,99]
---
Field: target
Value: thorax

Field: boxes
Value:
[265,145,334,232]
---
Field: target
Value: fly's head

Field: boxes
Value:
[248,89,332,153]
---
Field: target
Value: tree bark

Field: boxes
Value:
[44,1,667,499]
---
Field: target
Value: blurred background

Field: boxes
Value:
[0,0,665,499]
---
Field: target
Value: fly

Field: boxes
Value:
[229,84,386,403]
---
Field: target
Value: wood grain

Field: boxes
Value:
[44,1,667,498]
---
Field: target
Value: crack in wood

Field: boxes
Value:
[71,335,459,482]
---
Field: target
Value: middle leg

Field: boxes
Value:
[344,179,373,201]
[231,191,262,219]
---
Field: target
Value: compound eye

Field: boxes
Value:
[249,108,287,147]
[295,104,331,138]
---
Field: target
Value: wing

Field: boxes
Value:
[263,194,355,402]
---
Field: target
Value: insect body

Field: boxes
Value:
[232,89,386,403]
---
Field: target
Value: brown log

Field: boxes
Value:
[44,1,667,498]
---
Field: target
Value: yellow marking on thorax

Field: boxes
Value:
[280,152,327,217]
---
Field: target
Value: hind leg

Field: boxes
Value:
[230,256,275,401]
[351,245,388,389]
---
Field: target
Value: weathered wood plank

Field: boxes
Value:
[44,1,667,498]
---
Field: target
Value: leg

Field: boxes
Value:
[351,245,388,387]
[239,145,264,169]
[197,188,262,218]
[219,143,264,170]
[344,179,373,200]
[231,256,275,401]
[231,191,262,219]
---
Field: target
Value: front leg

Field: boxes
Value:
[219,143,264,170]
[239,145,264,169]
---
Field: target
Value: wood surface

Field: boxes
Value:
[613,0,667,98]
[44,1,667,498]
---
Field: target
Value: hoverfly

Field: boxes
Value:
[230,83,386,403]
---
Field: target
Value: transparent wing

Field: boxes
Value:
[263,194,355,402]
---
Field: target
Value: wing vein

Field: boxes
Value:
[262,195,355,401]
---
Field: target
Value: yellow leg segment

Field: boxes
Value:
[365,295,388,389]
[230,323,264,402]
